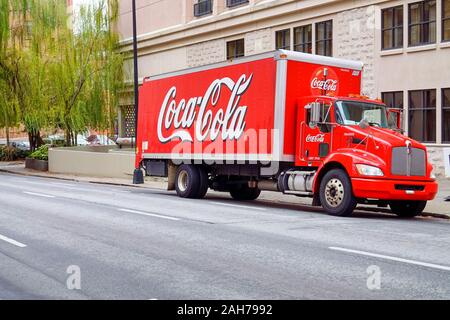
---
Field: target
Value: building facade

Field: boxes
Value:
[118,0,450,176]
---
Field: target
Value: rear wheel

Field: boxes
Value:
[175,164,200,198]
[319,169,357,217]
[195,166,209,199]
[230,184,261,201]
[389,200,426,218]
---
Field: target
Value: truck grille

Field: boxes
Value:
[391,147,426,176]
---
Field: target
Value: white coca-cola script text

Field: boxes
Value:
[157,74,253,143]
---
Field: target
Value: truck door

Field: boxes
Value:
[300,101,332,163]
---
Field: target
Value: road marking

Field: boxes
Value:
[118,208,180,221]
[210,201,266,211]
[329,247,450,272]
[0,233,27,248]
[23,191,56,198]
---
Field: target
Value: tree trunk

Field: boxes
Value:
[65,129,72,147]
[5,127,10,147]
[28,129,44,152]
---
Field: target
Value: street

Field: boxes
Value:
[0,172,449,299]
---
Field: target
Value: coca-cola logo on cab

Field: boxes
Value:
[310,67,339,96]
[306,134,325,143]
[157,74,253,143]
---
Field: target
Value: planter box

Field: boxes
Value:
[25,158,48,171]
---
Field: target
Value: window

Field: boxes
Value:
[382,6,403,49]
[408,0,436,46]
[275,29,290,50]
[382,91,404,109]
[194,0,213,17]
[443,0,450,41]
[294,25,312,53]
[408,89,436,142]
[382,91,404,128]
[316,20,333,56]
[443,88,450,143]
[226,0,249,7]
[226,39,245,60]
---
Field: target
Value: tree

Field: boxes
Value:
[0,0,123,149]
[50,0,123,146]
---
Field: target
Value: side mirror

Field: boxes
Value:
[309,102,322,128]
[387,108,403,132]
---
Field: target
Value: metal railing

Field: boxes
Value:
[226,0,249,8]
[194,0,213,17]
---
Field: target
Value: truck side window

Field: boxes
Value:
[318,103,332,133]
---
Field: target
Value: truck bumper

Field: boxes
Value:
[351,178,438,201]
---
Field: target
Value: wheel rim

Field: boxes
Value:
[325,178,344,207]
[177,170,188,192]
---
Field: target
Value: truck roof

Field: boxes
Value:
[145,50,364,82]
[307,95,386,105]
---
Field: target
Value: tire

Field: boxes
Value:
[175,164,201,198]
[389,200,426,218]
[195,166,209,199]
[229,184,261,201]
[319,169,357,217]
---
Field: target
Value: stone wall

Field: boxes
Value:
[187,39,226,67]
[335,5,376,98]
[427,146,448,178]
[245,28,273,56]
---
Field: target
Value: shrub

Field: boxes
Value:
[0,146,19,161]
[28,145,49,161]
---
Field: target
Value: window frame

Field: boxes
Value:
[442,88,450,143]
[408,89,437,143]
[226,38,245,60]
[293,24,312,53]
[275,29,291,50]
[408,0,437,47]
[443,0,450,42]
[381,5,404,50]
[315,20,333,56]
[193,0,213,17]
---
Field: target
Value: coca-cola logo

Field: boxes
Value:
[311,78,338,91]
[306,134,325,143]
[157,74,252,143]
[310,67,339,96]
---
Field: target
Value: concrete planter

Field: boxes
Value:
[25,158,48,171]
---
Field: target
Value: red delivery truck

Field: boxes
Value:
[135,50,438,217]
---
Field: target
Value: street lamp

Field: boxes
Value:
[132,0,144,184]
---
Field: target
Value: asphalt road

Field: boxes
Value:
[0,172,449,299]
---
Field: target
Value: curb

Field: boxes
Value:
[0,167,149,189]
[1,166,449,220]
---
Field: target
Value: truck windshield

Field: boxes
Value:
[335,101,388,128]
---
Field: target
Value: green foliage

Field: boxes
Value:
[0,0,123,149]
[28,144,48,161]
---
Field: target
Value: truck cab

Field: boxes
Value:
[294,95,438,216]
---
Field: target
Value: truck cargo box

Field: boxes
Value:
[136,50,363,165]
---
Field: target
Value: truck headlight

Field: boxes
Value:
[430,167,436,179]
[355,164,384,176]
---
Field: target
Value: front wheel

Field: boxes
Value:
[319,169,357,217]
[389,200,426,218]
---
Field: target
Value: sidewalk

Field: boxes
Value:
[1,161,449,219]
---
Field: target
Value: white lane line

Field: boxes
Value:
[0,234,27,248]
[329,247,450,272]
[210,201,266,211]
[23,191,56,198]
[118,208,180,221]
